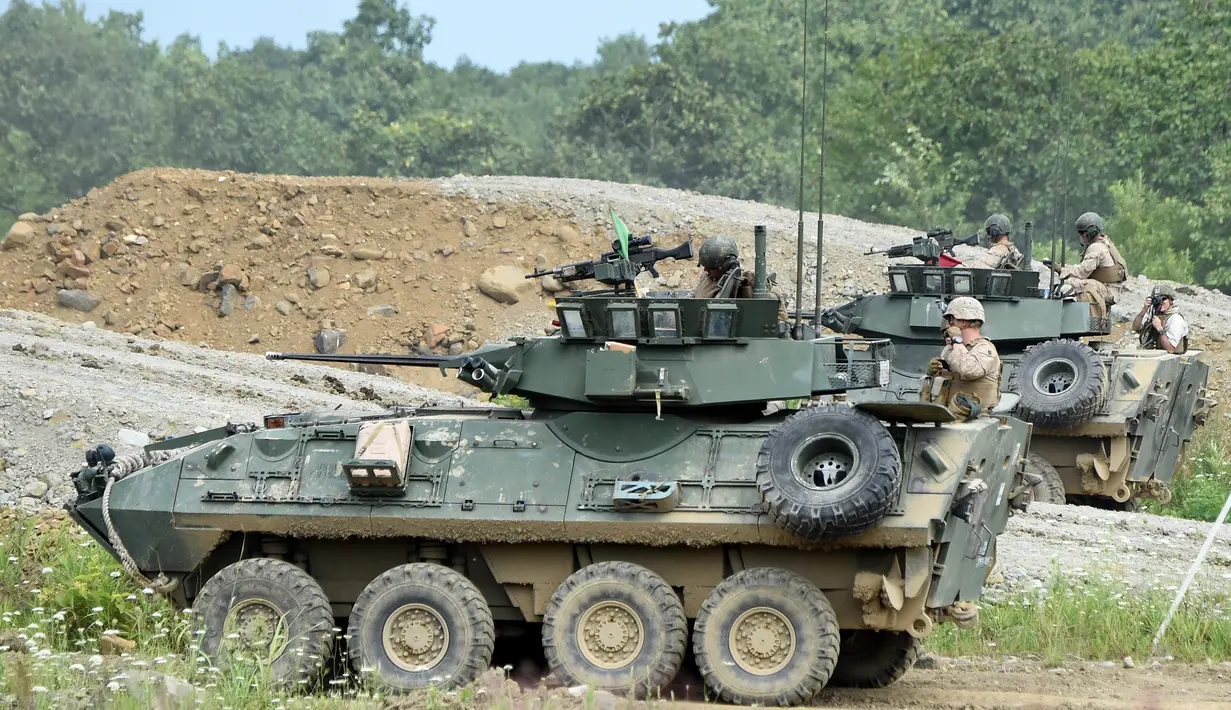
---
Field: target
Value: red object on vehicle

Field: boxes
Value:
[938,254,964,267]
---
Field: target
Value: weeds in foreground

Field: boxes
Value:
[927,564,1231,665]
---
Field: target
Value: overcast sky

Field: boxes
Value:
[88,0,714,71]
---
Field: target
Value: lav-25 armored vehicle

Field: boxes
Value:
[820,226,1215,509]
[65,226,1033,707]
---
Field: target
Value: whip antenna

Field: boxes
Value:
[793,0,809,336]
[813,0,829,327]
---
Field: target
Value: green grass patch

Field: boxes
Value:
[926,566,1231,665]
[1143,416,1231,522]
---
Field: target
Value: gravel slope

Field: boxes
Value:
[0,309,472,509]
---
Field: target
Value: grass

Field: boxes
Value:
[926,565,1231,665]
[1142,415,1231,522]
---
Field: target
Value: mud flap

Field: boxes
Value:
[853,548,934,638]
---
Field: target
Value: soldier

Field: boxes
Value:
[692,236,752,299]
[966,214,1023,270]
[923,296,1001,418]
[1050,212,1128,319]
[691,236,788,320]
[1132,284,1189,353]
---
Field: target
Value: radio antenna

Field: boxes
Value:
[793,0,810,337]
[813,0,829,327]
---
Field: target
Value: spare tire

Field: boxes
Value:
[1009,339,1106,429]
[756,404,901,541]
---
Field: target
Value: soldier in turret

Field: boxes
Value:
[1050,212,1128,319]
[692,236,788,320]
[966,214,1023,270]
[693,236,752,299]
[925,296,1001,418]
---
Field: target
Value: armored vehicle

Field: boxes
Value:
[820,226,1215,509]
[65,227,1032,707]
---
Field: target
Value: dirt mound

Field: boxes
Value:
[5,167,1231,397]
[0,168,725,394]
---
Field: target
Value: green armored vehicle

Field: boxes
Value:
[820,226,1215,509]
[65,227,1033,707]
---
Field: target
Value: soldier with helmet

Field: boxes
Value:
[966,214,1024,270]
[692,236,788,320]
[1132,284,1189,353]
[693,236,752,298]
[923,296,1001,418]
[1051,212,1129,319]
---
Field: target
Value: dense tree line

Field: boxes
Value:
[2,0,1230,287]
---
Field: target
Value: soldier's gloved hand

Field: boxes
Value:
[926,358,944,376]
[944,326,962,341]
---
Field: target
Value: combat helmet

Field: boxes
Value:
[984,214,1011,239]
[698,236,740,271]
[944,296,985,323]
[1076,212,1104,241]
[1153,284,1178,301]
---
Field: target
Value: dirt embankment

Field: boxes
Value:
[0,169,903,395]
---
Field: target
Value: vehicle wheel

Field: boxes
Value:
[827,630,920,688]
[542,561,687,696]
[1023,453,1066,505]
[192,558,334,689]
[347,563,493,694]
[756,404,901,541]
[693,567,839,706]
[1009,339,1106,428]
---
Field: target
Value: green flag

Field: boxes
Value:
[611,209,630,260]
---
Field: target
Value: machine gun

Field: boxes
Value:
[525,235,694,293]
[865,228,980,266]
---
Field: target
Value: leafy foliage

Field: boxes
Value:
[4,0,1231,286]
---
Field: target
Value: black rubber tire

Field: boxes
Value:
[542,561,687,696]
[1009,339,1106,429]
[347,563,494,694]
[1023,453,1066,505]
[693,567,839,706]
[756,404,901,541]
[193,558,335,690]
[828,630,921,688]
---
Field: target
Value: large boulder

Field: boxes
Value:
[478,265,536,305]
[1,221,35,250]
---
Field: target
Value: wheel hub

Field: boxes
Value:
[383,603,448,672]
[793,433,859,490]
[579,601,644,670]
[223,598,285,658]
[729,607,795,675]
[1033,357,1078,395]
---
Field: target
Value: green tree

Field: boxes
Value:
[0,1,162,216]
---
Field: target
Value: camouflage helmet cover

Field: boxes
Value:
[698,235,739,270]
[1076,212,1104,238]
[984,213,1011,238]
[945,296,986,322]
[1153,283,1178,301]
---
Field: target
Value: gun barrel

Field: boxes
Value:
[265,352,464,368]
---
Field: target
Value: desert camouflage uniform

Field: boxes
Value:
[692,270,789,321]
[966,240,1024,270]
[937,337,1002,412]
[1059,236,1128,319]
